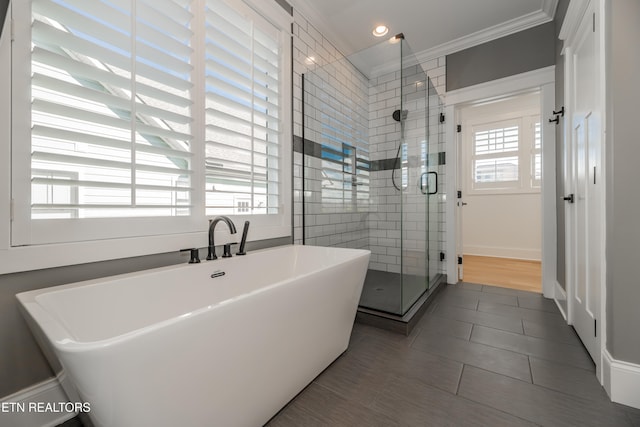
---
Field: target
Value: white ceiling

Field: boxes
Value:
[289,0,558,63]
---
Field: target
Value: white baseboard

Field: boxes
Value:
[463,246,542,261]
[0,375,75,427]
[553,280,568,320]
[602,350,640,410]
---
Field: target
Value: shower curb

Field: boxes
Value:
[355,274,447,336]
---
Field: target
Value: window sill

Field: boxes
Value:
[0,224,291,275]
[0,232,206,275]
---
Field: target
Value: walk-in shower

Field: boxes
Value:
[300,35,445,323]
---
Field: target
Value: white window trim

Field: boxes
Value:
[0,5,12,256]
[200,0,293,241]
[463,108,541,196]
[0,0,293,274]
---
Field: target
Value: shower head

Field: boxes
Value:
[392,109,408,122]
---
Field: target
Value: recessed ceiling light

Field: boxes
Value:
[372,25,388,37]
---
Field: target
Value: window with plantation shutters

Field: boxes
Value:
[30,0,194,220]
[10,0,292,247]
[467,116,541,194]
[472,123,519,185]
[204,0,282,216]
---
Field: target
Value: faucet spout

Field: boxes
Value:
[207,216,237,260]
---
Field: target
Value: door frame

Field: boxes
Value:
[444,66,557,299]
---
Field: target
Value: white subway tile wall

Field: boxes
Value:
[292,9,447,275]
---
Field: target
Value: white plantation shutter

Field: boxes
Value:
[30,0,194,220]
[533,121,542,184]
[204,0,282,216]
[474,126,519,155]
[472,121,520,187]
[11,0,291,247]
[467,115,541,194]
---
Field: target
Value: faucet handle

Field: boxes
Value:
[222,242,237,258]
[180,248,201,264]
[236,221,250,256]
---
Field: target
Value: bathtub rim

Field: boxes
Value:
[17,244,371,352]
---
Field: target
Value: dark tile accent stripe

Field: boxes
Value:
[293,135,322,158]
[370,158,397,172]
[293,135,445,170]
[293,135,302,153]
[439,151,446,165]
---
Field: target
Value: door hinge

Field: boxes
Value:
[458,256,463,265]
[457,124,462,133]
[594,319,597,337]
[439,113,445,123]
[593,13,595,32]
[593,166,596,184]
[10,199,14,222]
[11,18,15,42]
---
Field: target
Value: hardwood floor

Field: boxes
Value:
[463,255,542,293]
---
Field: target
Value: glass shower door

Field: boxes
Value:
[400,39,430,314]
[301,35,439,317]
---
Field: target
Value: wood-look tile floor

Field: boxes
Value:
[463,255,542,293]
[266,283,640,427]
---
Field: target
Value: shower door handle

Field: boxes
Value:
[420,172,438,195]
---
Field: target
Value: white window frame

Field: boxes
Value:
[0,0,292,274]
[200,0,292,242]
[469,118,522,192]
[464,110,541,196]
[531,120,542,188]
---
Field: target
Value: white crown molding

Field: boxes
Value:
[290,0,558,78]
[559,0,590,42]
[370,9,555,79]
[542,0,560,17]
[414,7,556,65]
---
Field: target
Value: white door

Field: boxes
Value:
[565,3,602,364]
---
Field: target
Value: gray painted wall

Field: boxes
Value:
[606,0,640,364]
[554,0,570,290]
[0,237,289,398]
[446,22,555,91]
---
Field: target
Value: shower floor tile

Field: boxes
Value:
[358,269,427,315]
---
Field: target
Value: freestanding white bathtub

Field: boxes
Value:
[17,245,370,427]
